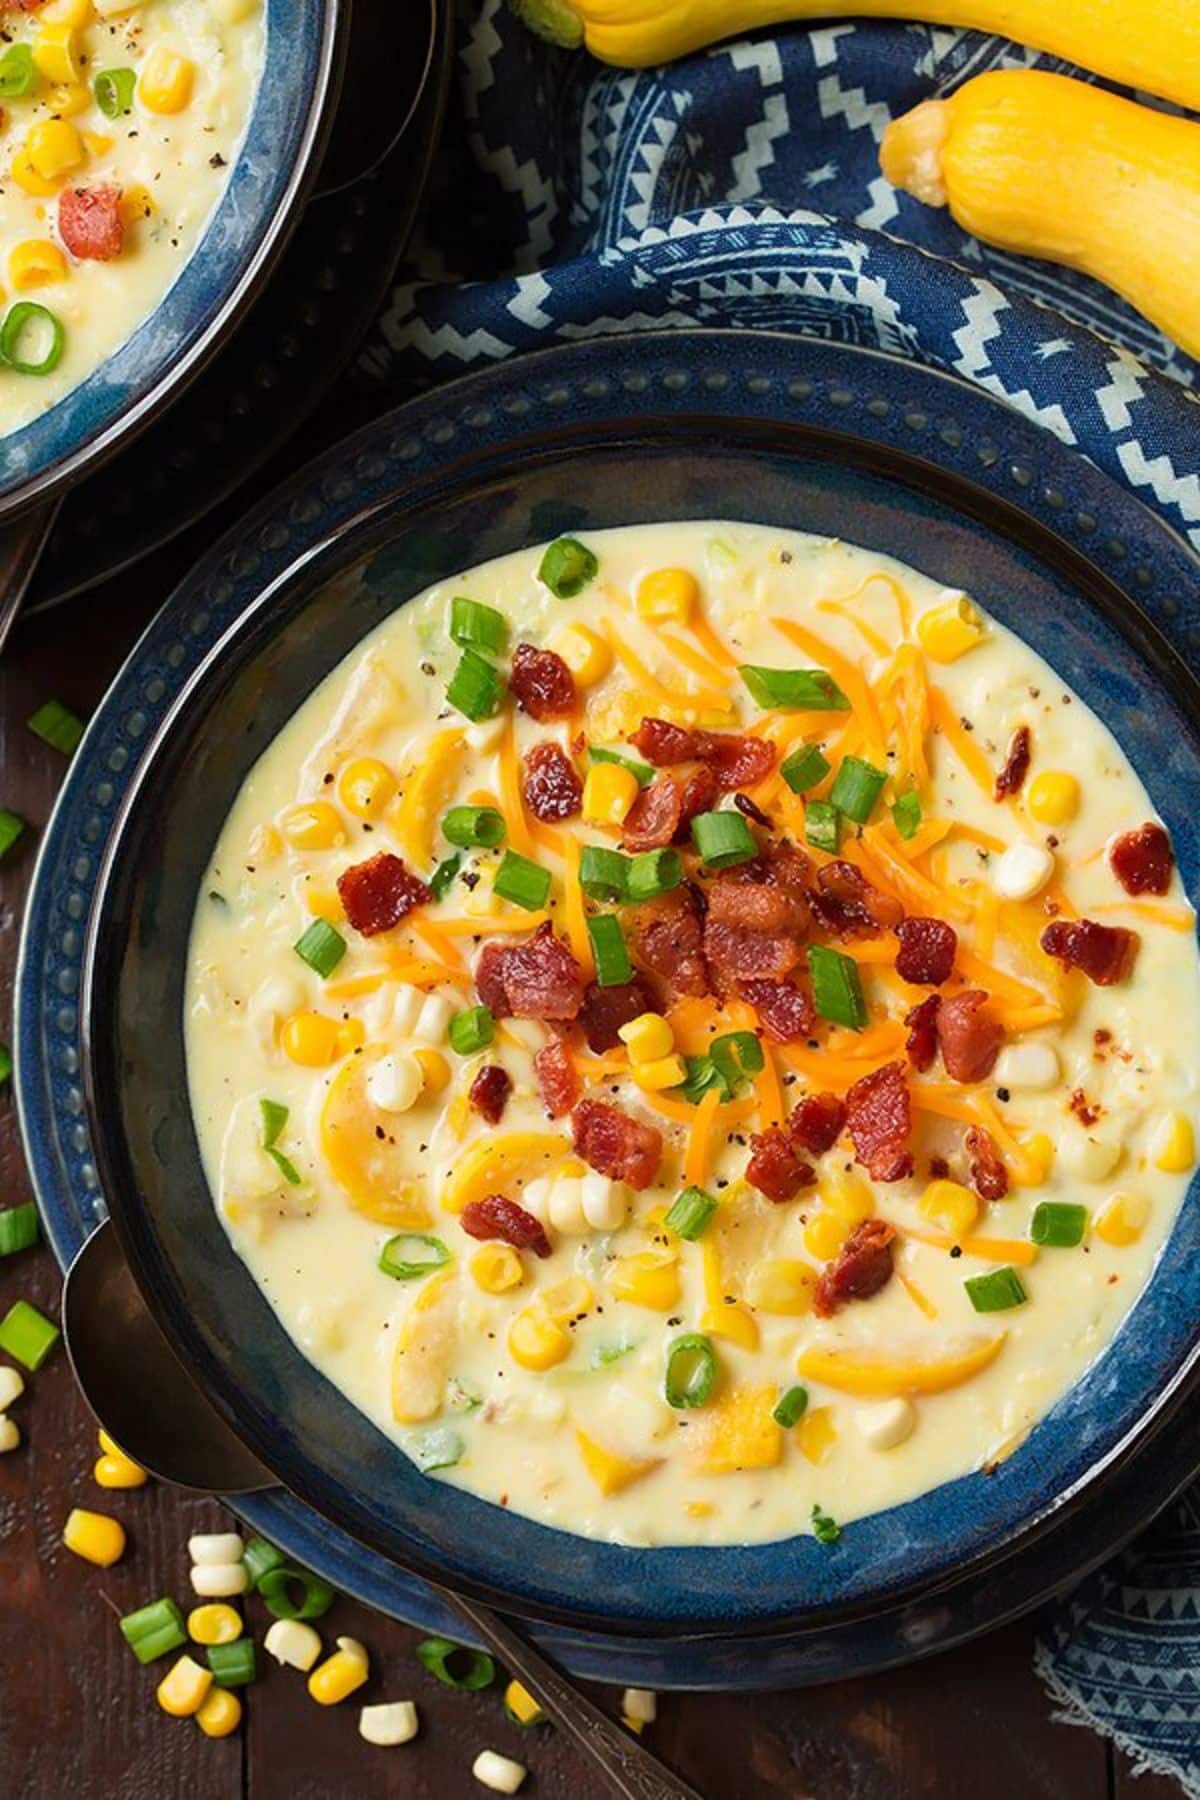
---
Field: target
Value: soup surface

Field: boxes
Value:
[186,522,1199,1548]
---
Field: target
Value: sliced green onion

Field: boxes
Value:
[448,1006,494,1055]
[780,744,830,794]
[449,595,507,656]
[379,1232,451,1281]
[1030,1202,1089,1248]
[430,852,462,900]
[259,1098,288,1150]
[510,0,584,48]
[691,809,757,869]
[0,44,37,99]
[446,1376,483,1413]
[415,1637,496,1690]
[626,847,683,902]
[207,1639,257,1688]
[0,1203,39,1258]
[964,1266,1027,1313]
[28,699,84,756]
[678,1054,729,1105]
[664,1333,717,1410]
[243,1536,285,1588]
[409,1426,464,1473]
[829,755,887,825]
[257,1565,335,1621]
[738,665,849,712]
[710,1030,764,1091]
[804,799,841,854]
[0,1045,10,1086]
[808,943,867,1031]
[590,745,653,787]
[442,805,505,849]
[293,918,346,978]
[265,1147,302,1187]
[892,790,922,841]
[0,302,65,377]
[119,1598,187,1665]
[0,810,26,860]
[537,536,597,599]
[578,844,630,903]
[493,850,550,911]
[811,1503,841,1546]
[0,1299,59,1370]
[591,1339,638,1368]
[587,913,633,987]
[773,1385,809,1429]
[446,648,506,723]
[664,1186,717,1241]
[94,66,136,118]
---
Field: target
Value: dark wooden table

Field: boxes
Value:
[0,518,1184,1800]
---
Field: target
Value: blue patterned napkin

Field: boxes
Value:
[363,5,1200,1782]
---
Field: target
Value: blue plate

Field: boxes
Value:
[17,330,1200,1684]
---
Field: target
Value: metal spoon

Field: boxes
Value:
[64,1220,705,1800]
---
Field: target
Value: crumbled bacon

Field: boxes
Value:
[845,1061,913,1182]
[994,724,1032,800]
[936,990,1004,1083]
[627,888,709,1000]
[621,775,682,851]
[468,1064,512,1125]
[813,1219,897,1317]
[59,184,123,261]
[337,852,430,936]
[703,847,810,983]
[630,718,777,790]
[1041,919,1139,987]
[522,740,582,821]
[460,1194,551,1259]
[740,977,815,1042]
[510,642,576,720]
[533,1039,580,1119]
[895,916,957,986]
[475,922,585,1020]
[789,1091,847,1155]
[808,861,904,939]
[577,978,657,1052]
[904,994,941,1073]
[1108,823,1174,897]
[571,1099,662,1190]
[745,1125,815,1202]
[966,1126,1009,1202]
[673,765,720,842]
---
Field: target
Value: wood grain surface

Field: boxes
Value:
[0,528,1184,1800]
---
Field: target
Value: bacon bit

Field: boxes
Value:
[461,1193,551,1259]
[468,1065,512,1125]
[59,184,124,261]
[740,977,815,1042]
[621,774,681,851]
[337,851,430,936]
[745,1125,815,1202]
[789,1091,847,1155]
[703,847,811,983]
[571,1098,662,1190]
[1041,918,1139,987]
[510,643,576,720]
[994,724,1032,800]
[845,1061,913,1182]
[627,888,709,1001]
[895,916,957,986]
[936,989,1005,1083]
[674,766,720,842]
[577,978,657,1052]
[1108,822,1174,897]
[904,994,941,1073]
[809,861,904,939]
[813,1219,897,1317]
[966,1126,1009,1201]
[475,921,585,1020]
[533,1039,581,1119]
[630,718,776,789]
[1068,1089,1102,1128]
[522,741,582,821]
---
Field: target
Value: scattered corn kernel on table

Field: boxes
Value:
[0,528,1184,1800]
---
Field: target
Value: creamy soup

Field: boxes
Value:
[0,0,263,436]
[186,523,1199,1549]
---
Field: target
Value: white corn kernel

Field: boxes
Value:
[520,1177,551,1223]
[473,1750,528,1794]
[856,1397,917,1452]
[993,1042,1060,1092]
[465,715,505,753]
[581,1173,627,1232]
[359,1699,419,1746]
[366,1051,424,1114]
[622,1687,657,1723]
[190,1561,249,1598]
[252,974,307,1053]
[365,982,423,1040]
[187,1531,245,1566]
[264,1618,322,1671]
[992,842,1055,901]
[414,994,452,1043]
[1059,1126,1122,1184]
[548,1178,587,1235]
[0,1415,20,1453]
[0,1367,25,1411]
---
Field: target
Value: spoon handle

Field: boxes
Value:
[433,1583,707,1800]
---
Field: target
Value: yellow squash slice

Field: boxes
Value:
[391,1267,459,1423]
[319,1048,433,1227]
[796,1334,1007,1398]
[441,1132,568,1214]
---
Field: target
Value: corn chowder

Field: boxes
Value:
[186,522,1199,1549]
[0,0,263,433]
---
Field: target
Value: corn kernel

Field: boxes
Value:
[413,1047,450,1095]
[504,1679,545,1726]
[609,1250,680,1312]
[247,822,282,863]
[575,1428,654,1496]
[1027,771,1080,826]
[1150,1112,1195,1174]
[1096,1192,1149,1247]
[473,1750,528,1795]
[119,182,156,229]
[264,1618,322,1671]
[915,593,985,663]
[139,47,195,114]
[470,1243,525,1295]
[636,567,699,624]
[49,82,90,117]
[540,1275,594,1321]
[617,1012,674,1063]
[9,240,67,292]
[195,1687,242,1738]
[83,131,114,157]
[63,1506,126,1566]
[11,152,60,198]
[303,885,343,922]
[918,1178,980,1237]
[280,1011,341,1067]
[1019,1133,1054,1186]
[158,1655,213,1718]
[821,1174,875,1224]
[93,1450,147,1489]
[338,756,396,820]
[508,1306,570,1371]
[0,1417,22,1453]
[25,118,84,180]
[549,622,611,686]
[308,1637,369,1706]
[581,762,639,827]
[744,1258,817,1316]
[798,1404,837,1466]
[187,1603,242,1647]
[631,1052,688,1093]
[282,800,345,851]
[334,1017,366,1059]
[700,1301,759,1350]
[32,28,83,87]
[803,1210,851,1262]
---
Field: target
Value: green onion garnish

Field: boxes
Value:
[587,913,633,987]
[493,850,550,911]
[28,699,84,756]
[664,1186,717,1241]
[626,847,683,902]
[590,745,653,787]
[266,1147,302,1187]
[0,43,37,99]
[449,595,507,656]
[964,1267,1027,1313]
[259,1098,289,1150]
[207,1639,257,1688]
[430,852,462,900]
[829,755,887,825]
[0,1203,39,1258]
[94,66,136,117]
[804,799,841,854]
[579,844,630,903]
[0,302,65,377]
[410,1426,464,1473]
[773,1385,809,1429]
[808,943,867,1031]
[591,1340,638,1368]
[119,1598,187,1665]
[811,1503,841,1546]
[442,805,505,850]
[664,1333,718,1410]
[0,1298,59,1370]
[0,1045,10,1086]
[691,809,757,869]
[780,744,830,794]
[379,1232,451,1281]
[892,790,922,840]
[738,665,850,712]
[446,647,507,723]
[293,918,346,978]
[243,1536,285,1588]
[710,1030,764,1091]
[1030,1202,1089,1248]
[416,1637,496,1690]
[257,1565,335,1622]
[678,1054,730,1105]
[448,1005,494,1055]
[537,536,598,599]
[0,810,26,861]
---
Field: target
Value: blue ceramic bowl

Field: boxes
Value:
[0,0,340,517]
[46,332,1200,1637]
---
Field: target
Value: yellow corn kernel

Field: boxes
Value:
[9,239,67,292]
[744,1258,817,1317]
[1020,1133,1054,1186]
[25,118,84,180]
[195,1687,242,1738]
[915,594,985,663]
[247,822,281,863]
[62,1506,126,1566]
[700,1301,759,1350]
[280,1011,341,1067]
[49,82,91,117]
[187,1603,242,1647]
[541,1275,594,1322]
[157,1655,213,1718]
[508,1306,570,1371]
[334,1017,366,1059]
[119,183,156,229]
[470,1243,525,1295]
[93,1451,147,1489]
[798,1404,837,1466]
[623,1715,645,1734]
[308,1638,369,1706]
[1027,771,1080,826]
[413,1048,451,1095]
[83,131,114,158]
[617,1012,674,1063]
[631,1052,688,1093]
[282,800,345,851]
[337,756,396,820]
[803,1210,851,1262]
[139,47,195,114]
[549,622,611,686]
[41,0,91,23]
[918,1178,980,1237]
[1096,1192,1150,1248]
[11,152,60,198]
[698,1385,782,1474]
[636,566,699,624]
[32,27,83,86]
[504,1679,545,1726]
[575,1428,656,1496]
[609,1250,680,1312]
[821,1174,875,1224]
[97,1427,128,1458]
[1151,1112,1195,1174]
[303,885,343,922]
[581,762,639,827]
